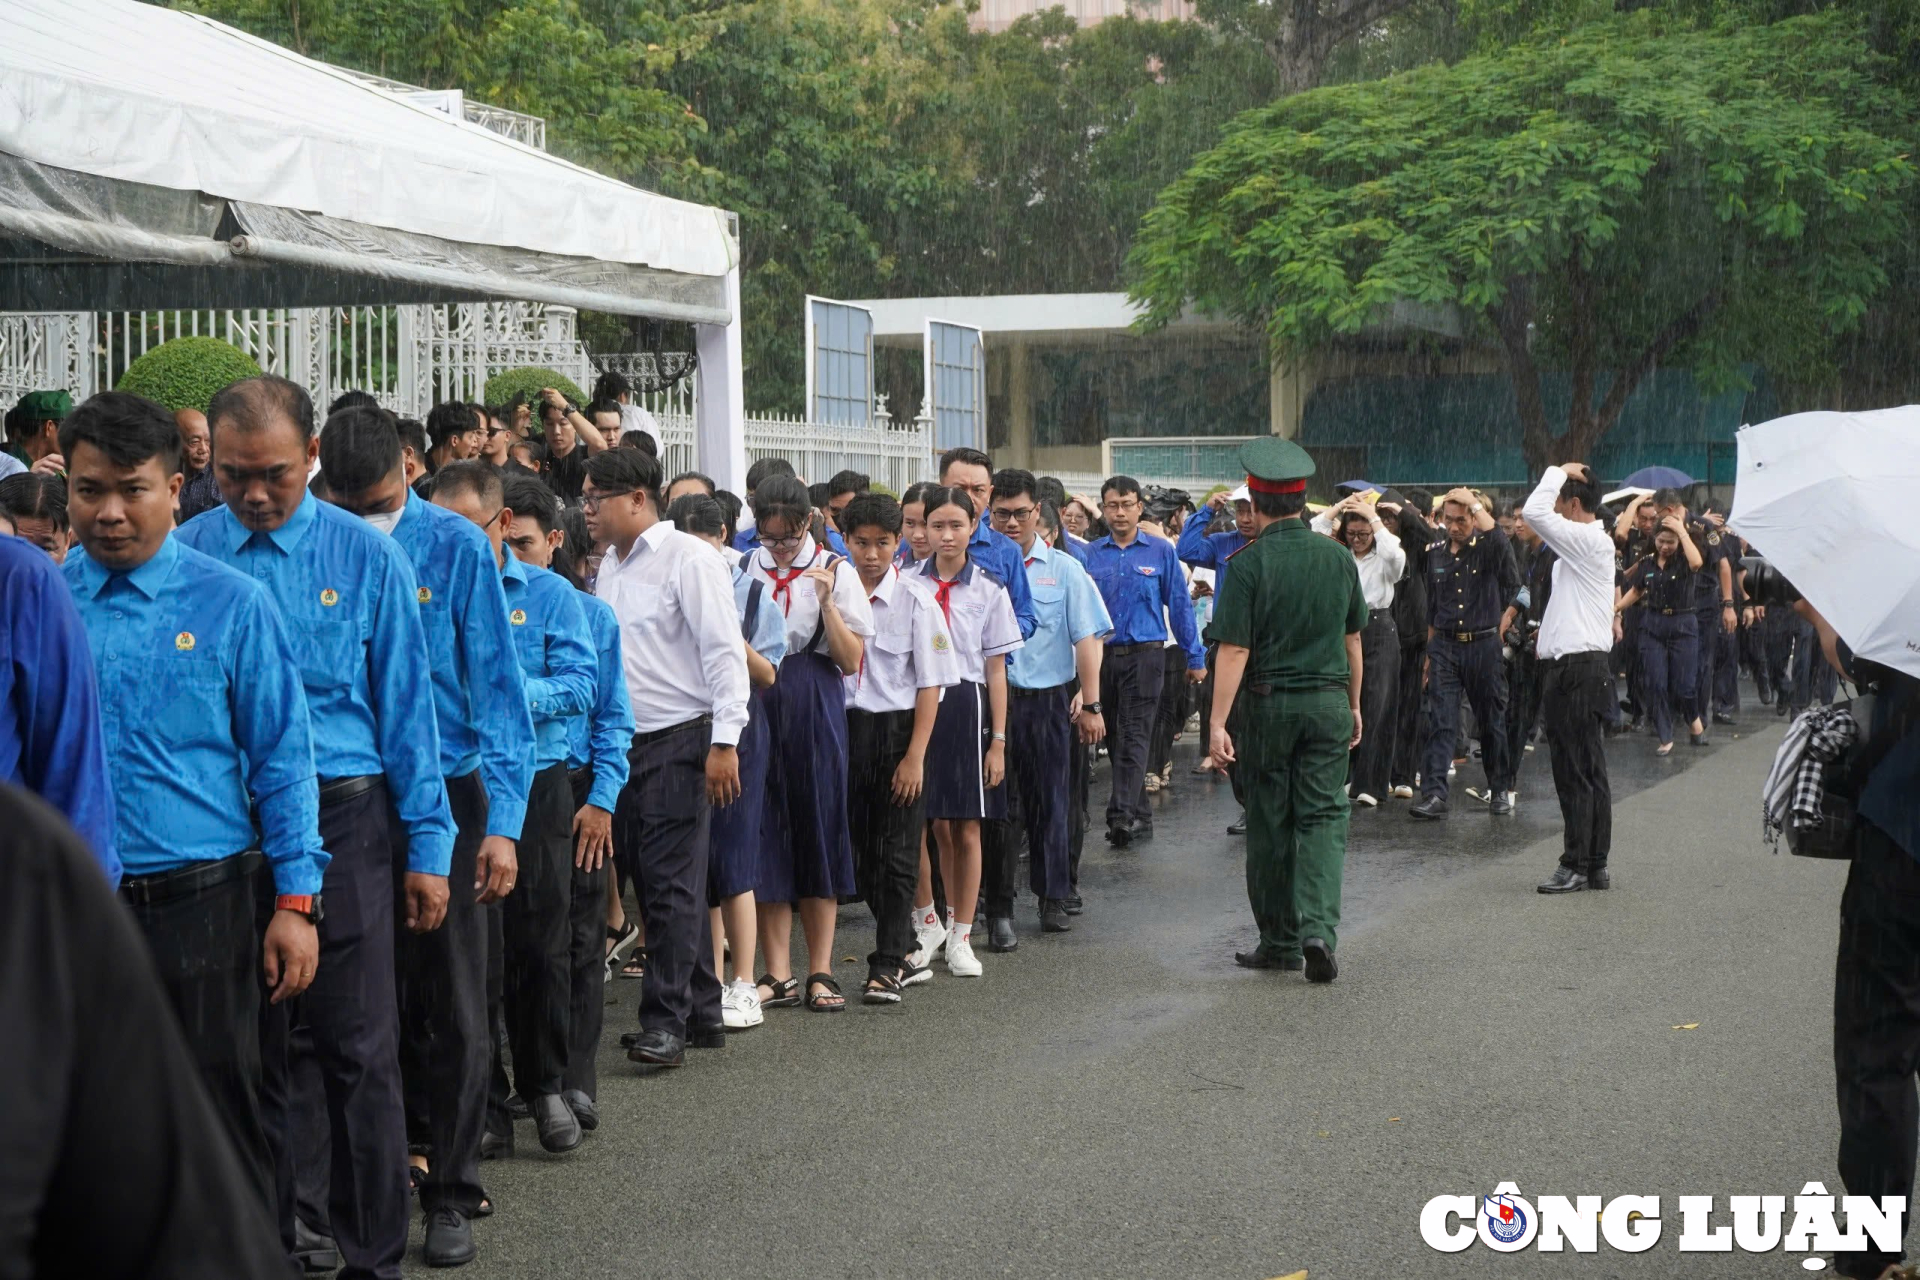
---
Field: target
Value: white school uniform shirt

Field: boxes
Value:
[745,533,876,657]
[846,567,960,713]
[913,557,1023,685]
[1310,510,1406,610]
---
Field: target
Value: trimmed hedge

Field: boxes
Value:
[483,366,586,412]
[115,337,263,413]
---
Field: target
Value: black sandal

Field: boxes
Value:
[756,973,801,1008]
[862,972,903,1005]
[618,946,648,980]
[806,972,846,1012]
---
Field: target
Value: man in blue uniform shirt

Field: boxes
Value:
[178,374,452,1280]
[0,522,117,884]
[1086,475,1206,846]
[939,447,1039,640]
[433,462,598,1157]
[320,409,533,1268]
[1410,486,1520,820]
[1178,484,1254,779]
[59,390,324,1219]
[498,472,633,1132]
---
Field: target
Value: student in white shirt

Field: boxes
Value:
[743,475,875,1012]
[840,494,959,1001]
[1314,493,1408,806]
[910,486,1023,978]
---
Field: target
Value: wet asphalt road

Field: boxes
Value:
[404,698,1847,1280]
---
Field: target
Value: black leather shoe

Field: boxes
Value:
[689,1023,727,1049]
[530,1094,582,1153]
[505,1091,530,1121]
[1588,866,1611,890]
[1489,792,1513,816]
[1302,937,1338,983]
[561,1088,599,1131]
[1409,796,1448,820]
[627,1028,687,1067]
[1105,823,1132,848]
[1063,893,1084,915]
[1713,712,1737,726]
[478,1128,511,1161]
[986,916,1018,952]
[1039,900,1071,932]
[1227,811,1247,835]
[294,1218,340,1274]
[1537,865,1589,894]
[1234,949,1294,970]
[423,1206,476,1268]
[1127,817,1154,842]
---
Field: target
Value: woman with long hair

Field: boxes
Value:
[1311,494,1406,805]
[1615,517,1707,754]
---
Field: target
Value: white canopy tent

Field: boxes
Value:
[0,0,746,485]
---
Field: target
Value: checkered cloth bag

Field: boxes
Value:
[1762,704,1859,853]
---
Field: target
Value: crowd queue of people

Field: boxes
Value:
[0,368,1823,1277]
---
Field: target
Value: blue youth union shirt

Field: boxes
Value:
[499,554,597,770]
[1084,532,1205,668]
[1010,538,1113,690]
[0,533,119,885]
[64,535,328,895]
[177,492,454,875]
[387,491,536,841]
[566,591,635,813]
[969,520,1039,640]
[1176,508,1248,599]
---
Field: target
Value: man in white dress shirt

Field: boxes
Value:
[1520,462,1617,894]
[582,447,750,1067]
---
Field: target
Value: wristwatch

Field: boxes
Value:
[1081,701,1103,715]
[276,894,325,924]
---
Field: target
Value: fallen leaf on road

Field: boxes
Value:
[842,956,857,963]
[1267,1272,1307,1280]
[1388,1117,1401,1122]
[1672,1023,1700,1030]
[1316,1130,1331,1138]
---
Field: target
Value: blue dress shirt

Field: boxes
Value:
[178,493,455,876]
[1009,538,1112,690]
[500,554,597,771]
[0,534,118,885]
[1059,532,1090,566]
[388,492,536,841]
[733,562,791,664]
[969,521,1039,640]
[1425,525,1517,635]
[65,536,327,895]
[567,592,635,813]
[1084,532,1205,669]
[1176,508,1249,599]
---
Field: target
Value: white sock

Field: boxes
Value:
[949,919,971,941]
[914,903,938,930]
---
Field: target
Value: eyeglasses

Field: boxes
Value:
[991,505,1036,523]
[756,532,804,549]
[580,489,633,512]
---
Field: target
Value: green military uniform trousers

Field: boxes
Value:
[1234,685,1352,958]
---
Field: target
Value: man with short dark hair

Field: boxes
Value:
[393,418,431,493]
[1086,474,1204,845]
[938,447,1037,640]
[434,461,597,1157]
[0,471,70,561]
[320,410,534,1265]
[178,374,453,1280]
[426,401,485,473]
[824,469,869,531]
[61,389,324,1220]
[666,471,716,504]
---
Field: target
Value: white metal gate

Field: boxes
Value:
[925,318,985,453]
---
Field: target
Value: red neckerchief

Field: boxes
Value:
[931,575,958,626]
[767,546,816,615]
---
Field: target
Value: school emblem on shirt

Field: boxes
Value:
[1137,565,1157,575]
[417,587,432,604]
[1707,532,1722,546]
[932,631,950,652]
[175,631,195,652]
[319,588,340,607]
[510,609,528,626]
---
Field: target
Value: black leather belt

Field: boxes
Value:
[633,714,710,746]
[1437,628,1497,644]
[319,774,380,807]
[120,849,264,906]
[1659,607,1677,615]
[1012,681,1073,699]
[1105,642,1160,657]
[1541,650,1609,666]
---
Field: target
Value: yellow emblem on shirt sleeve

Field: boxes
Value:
[418,587,432,604]
[320,588,340,607]
[932,632,950,652]
[175,632,195,651]
[510,609,528,626]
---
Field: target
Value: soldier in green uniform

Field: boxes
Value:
[1209,438,1368,983]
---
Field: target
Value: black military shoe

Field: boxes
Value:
[1301,937,1338,983]
[1537,865,1589,894]
[1227,810,1248,835]
[1588,865,1611,891]
[1409,796,1448,820]
[422,1206,475,1268]
[531,1094,582,1153]
[561,1088,599,1131]
[1105,823,1132,848]
[1039,900,1071,933]
[1234,948,1301,971]
[986,917,1018,952]
[625,1028,686,1068]
[689,1023,728,1050]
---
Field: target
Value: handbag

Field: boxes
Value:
[1786,693,1872,859]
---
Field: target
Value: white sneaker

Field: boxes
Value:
[1390,785,1414,800]
[911,907,946,963]
[1354,792,1378,807]
[721,979,764,1029]
[945,926,983,977]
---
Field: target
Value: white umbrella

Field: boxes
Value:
[1729,406,1920,680]
[1602,486,1654,507]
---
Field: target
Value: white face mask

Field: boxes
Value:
[362,507,403,535]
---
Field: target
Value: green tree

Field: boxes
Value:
[1127,12,1915,470]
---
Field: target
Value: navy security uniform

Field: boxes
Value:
[1085,532,1205,832]
[1386,504,1434,793]
[1627,554,1699,745]
[178,493,453,1280]
[1685,519,1733,719]
[1421,524,1517,802]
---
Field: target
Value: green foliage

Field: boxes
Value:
[1128,12,1916,465]
[114,337,264,412]
[482,366,585,408]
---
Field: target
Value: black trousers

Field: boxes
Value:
[1104,644,1166,828]
[122,852,275,1217]
[266,780,408,1280]
[396,771,489,1216]
[502,761,574,1100]
[1148,646,1191,776]
[1068,737,1092,889]
[1835,820,1920,1279]
[1420,635,1510,801]
[614,720,722,1037]
[1389,640,1427,790]
[987,685,1075,914]
[1540,652,1613,873]
[848,708,927,977]
[563,768,608,1101]
[1349,613,1399,801]
[1502,651,1544,786]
